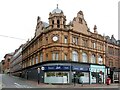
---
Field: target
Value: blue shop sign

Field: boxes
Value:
[43,65,70,71]
[72,66,89,71]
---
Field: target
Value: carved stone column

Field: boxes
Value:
[79,35,82,46]
[38,52,40,63]
[96,53,98,64]
[88,51,91,63]
[43,49,46,62]
[69,48,72,61]
[103,54,105,64]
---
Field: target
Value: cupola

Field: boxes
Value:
[49,4,66,29]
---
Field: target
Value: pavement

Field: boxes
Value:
[1,74,120,89]
[25,78,120,88]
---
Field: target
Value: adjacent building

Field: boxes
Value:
[3,53,14,74]
[0,61,2,73]
[10,45,23,76]
[105,35,120,83]
[1,60,5,74]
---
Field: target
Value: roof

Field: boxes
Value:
[51,4,63,14]
[43,22,49,27]
[4,52,14,58]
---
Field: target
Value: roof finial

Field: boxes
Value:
[57,4,58,9]
[94,25,97,33]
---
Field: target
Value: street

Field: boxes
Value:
[1,74,36,88]
[0,74,119,90]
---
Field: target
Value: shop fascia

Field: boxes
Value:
[41,65,89,71]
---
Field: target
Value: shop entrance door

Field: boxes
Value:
[96,72,104,84]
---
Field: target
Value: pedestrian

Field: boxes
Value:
[37,68,40,84]
[38,73,40,84]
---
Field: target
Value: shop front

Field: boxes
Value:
[71,64,90,84]
[90,65,106,84]
[42,63,90,84]
[111,68,120,83]
[43,65,70,84]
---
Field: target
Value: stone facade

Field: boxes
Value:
[8,5,119,84]
[22,7,106,69]
[105,35,120,83]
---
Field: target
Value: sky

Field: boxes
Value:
[0,0,119,61]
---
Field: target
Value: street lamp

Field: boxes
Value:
[73,71,76,86]
[37,67,40,84]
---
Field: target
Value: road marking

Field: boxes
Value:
[14,83,32,88]
[14,83,21,88]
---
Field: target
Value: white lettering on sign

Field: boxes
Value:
[56,66,61,69]
[80,68,83,70]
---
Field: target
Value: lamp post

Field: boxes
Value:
[73,71,76,86]
[37,67,40,84]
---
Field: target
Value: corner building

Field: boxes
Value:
[22,6,106,84]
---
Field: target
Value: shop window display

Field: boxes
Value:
[91,72,104,84]
[73,72,89,84]
[44,72,69,83]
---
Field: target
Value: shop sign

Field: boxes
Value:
[72,66,89,71]
[43,65,70,71]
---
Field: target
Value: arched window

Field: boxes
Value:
[72,51,78,62]
[82,52,88,62]
[98,55,103,64]
[32,57,34,65]
[36,55,38,64]
[30,58,32,66]
[52,20,54,28]
[57,20,60,28]
[91,54,96,63]
[52,52,59,60]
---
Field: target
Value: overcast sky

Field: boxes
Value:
[0,0,119,61]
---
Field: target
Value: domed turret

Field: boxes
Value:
[49,4,66,29]
[51,4,63,14]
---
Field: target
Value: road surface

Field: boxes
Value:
[0,74,119,90]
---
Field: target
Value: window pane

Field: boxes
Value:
[64,54,67,60]
[91,54,96,63]
[40,53,43,62]
[72,51,78,62]
[52,53,59,60]
[82,53,87,62]
[36,56,38,64]
[64,36,67,43]
[52,53,55,60]
[56,53,58,60]
[98,56,103,64]
[72,37,75,43]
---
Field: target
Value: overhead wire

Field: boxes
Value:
[0,34,26,41]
